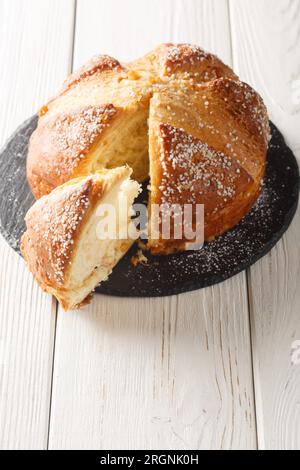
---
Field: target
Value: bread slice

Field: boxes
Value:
[21,167,140,310]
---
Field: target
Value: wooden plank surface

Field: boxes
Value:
[230,0,300,450]
[0,0,75,449]
[48,0,256,450]
[3,0,298,451]
[49,286,256,450]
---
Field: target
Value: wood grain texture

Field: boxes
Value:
[48,0,256,450]
[230,0,300,155]
[0,0,75,449]
[49,285,255,450]
[230,0,300,450]
[0,238,56,449]
[73,0,233,64]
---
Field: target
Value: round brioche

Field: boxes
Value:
[26,43,269,255]
[27,43,239,199]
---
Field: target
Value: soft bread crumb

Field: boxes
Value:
[131,249,148,267]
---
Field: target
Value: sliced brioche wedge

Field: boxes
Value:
[21,167,140,310]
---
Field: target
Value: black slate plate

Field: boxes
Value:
[0,116,299,297]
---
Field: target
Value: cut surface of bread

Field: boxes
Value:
[21,167,140,310]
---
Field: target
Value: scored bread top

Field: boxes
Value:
[149,77,269,180]
[139,43,238,81]
[148,76,269,253]
[28,104,118,196]
[27,43,245,199]
[62,55,122,92]
[154,123,253,210]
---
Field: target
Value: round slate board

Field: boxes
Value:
[0,116,299,297]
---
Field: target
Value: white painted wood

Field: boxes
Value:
[50,284,256,450]
[230,0,300,155]
[73,0,233,65]
[49,0,256,450]
[230,0,300,449]
[0,240,56,449]
[0,0,75,449]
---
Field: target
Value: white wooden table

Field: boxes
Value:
[0,0,299,450]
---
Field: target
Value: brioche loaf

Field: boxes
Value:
[27,44,239,199]
[22,43,270,307]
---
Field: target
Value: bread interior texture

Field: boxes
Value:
[66,177,140,309]
[89,107,149,183]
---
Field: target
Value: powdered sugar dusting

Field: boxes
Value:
[51,104,117,174]
[215,79,270,146]
[26,180,92,284]
[156,124,250,212]
[165,43,210,66]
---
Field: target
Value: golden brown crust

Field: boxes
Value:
[62,55,122,91]
[27,104,117,199]
[209,78,270,149]
[26,43,270,258]
[149,77,269,177]
[147,43,238,81]
[21,178,94,288]
[148,77,269,253]
[148,124,256,253]
[27,43,240,199]
[21,167,131,307]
